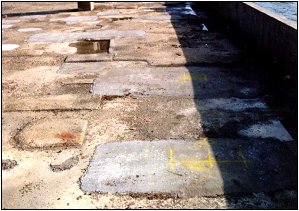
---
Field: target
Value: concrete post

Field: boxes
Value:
[78,2,94,11]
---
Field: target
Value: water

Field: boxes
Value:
[255,2,297,22]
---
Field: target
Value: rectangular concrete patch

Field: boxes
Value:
[3,94,102,112]
[80,139,296,197]
[27,30,145,43]
[92,66,259,98]
[58,61,148,74]
[65,54,113,62]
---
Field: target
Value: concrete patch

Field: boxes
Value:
[2,19,21,24]
[97,10,120,16]
[3,94,102,111]
[92,66,256,98]
[50,16,98,24]
[58,61,148,74]
[19,15,47,20]
[15,118,88,149]
[2,25,13,29]
[195,98,267,112]
[138,15,188,20]
[238,120,293,142]
[27,30,146,43]
[80,139,296,197]
[65,54,113,62]
[17,28,42,32]
[2,44,19,51]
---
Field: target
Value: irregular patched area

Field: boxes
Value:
[15,118,88,149]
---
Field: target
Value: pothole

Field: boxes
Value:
[111,17,133,21]
[69,40,110,54]
[2,159,18,171]
[50,156,79,172]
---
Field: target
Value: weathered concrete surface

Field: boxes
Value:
[2,1,297,209]
[81,139,296,197]
[27,30,146,43]
[16,118,88,149]
[92,66,260,98]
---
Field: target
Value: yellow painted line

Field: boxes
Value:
[237,148,249,168]
[169,146,175,171]
[169,146,250,173]
[177,72,208,83]
[207,149,213,168]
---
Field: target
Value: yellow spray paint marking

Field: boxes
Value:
[169,147,175,171]
[177,72,208,83]
[169,147,250,173]
[207,150,213,168]
[237,148,249,168]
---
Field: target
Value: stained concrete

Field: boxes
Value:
[238,120,294,142]
[80,139,296,197]
[27,30,146,43]
[2,1,297,209]
[15,118,88,149]
[92,66,258,98]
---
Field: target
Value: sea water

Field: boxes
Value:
[255,2,297,22]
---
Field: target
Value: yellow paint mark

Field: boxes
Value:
[177,72,208,83]
[237,148,249,168]
[180,158,206,172]
[179,157,249,172]
[207,149,213,168]
[169,147,175,171]
[169,145,250,173]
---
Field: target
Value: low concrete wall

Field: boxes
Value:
[199,2,297,131]
[202,2,297,79]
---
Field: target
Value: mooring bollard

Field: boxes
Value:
[78,2,94,11]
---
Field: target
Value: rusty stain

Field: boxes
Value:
[55,132,79,142]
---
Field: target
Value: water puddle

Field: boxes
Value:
[69,40,110,54]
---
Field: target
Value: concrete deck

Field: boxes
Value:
[2,2,297,209]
